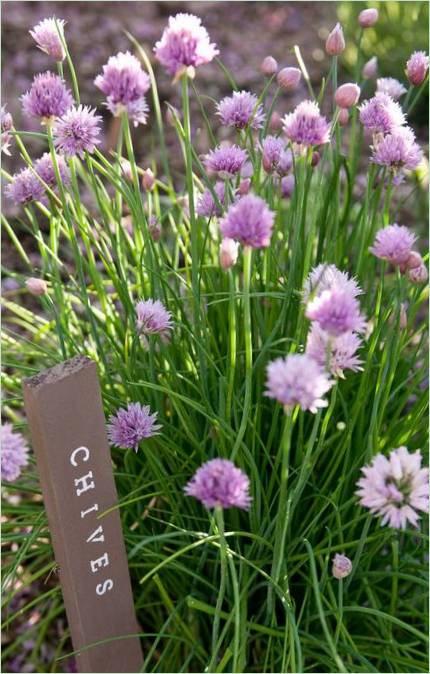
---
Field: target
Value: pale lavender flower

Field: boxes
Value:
[154,13,218,77]
[265,353,333,413]
[107,402,161,451]
[408,263,428,284]
[371,126,422,172]
[220,194,274,249]
[358,8,379,28]
[325,23,345,56]
[204,145,247,178]
[26,278,48,296]
[369,224,416,265]
[376,77,407,100]
[1,423,29,482]
[406,51,429,86]
[95,52,150,126]
[53,105,102,158]
[306,324,363,378]
[217,90,264,130]
[261,135,284,173]
[21,71,73,122]
[261,56,278,77]
[335,83,361,109]
[277,67,302,91]
[332,554,352,579]
[356,446,429,529]
[306,287,366,336]
[219,238,239,270]
[282,100,330,148]
[281,174,295,198]
[136,298,172,335]
[302,264,363,302]
[362,56,378,79]
[196,181,225,217]
[5,168,45,205]
[278,149,293,175]
[185,458,251,510]
[358,93,406,135]
[1,105,13,155]
[34,152,71,189]
[29,17,66,62]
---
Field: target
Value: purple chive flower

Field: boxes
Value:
[196,181,225,217]
[376,77,407,101]
[265,353,333,413]
[216,90,265,130]
[282,100,331,148]
[1,423,29,482]
[154,13,219,77]
[136,298,172,335]
[358,93,406,135]
[1,105,13,156]
[356,446,429,529]
[332,554,352,579]
[204,145,247,178]
[371,126,422,172]
[306,287,366,336]
[369,224,416,265]
[278,149,293,175]
[107,402,161,451]
[406,51,429,86]
[5,168,45,205]
[21,71,73,123]
[261,135,284,173]
[281,174,295,198]
[95,52,150,126]
[302,264,363,302]
[185,458,251,510]
[219,194,274,249]
[306,324,363,378]
[53,105,102,158]
[29,17,66,62]
[34,152,71,189]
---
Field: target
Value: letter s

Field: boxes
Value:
[96,579,114,596]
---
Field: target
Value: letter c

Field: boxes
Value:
[70,446,90,467]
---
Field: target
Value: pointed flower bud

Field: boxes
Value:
[277,67,302,91]
[335,83,361,109]
[142,168,155,191]
[338,108,349,126]
[406,51,429,86]
[358,8,379,28]
[362,56,378,79]
[261,56,278,77]
[220,238,239,270]
[325,23,345,56]
[26,277,48,296]
[332,554,352,580]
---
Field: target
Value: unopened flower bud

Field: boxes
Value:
[26,277,48,296]
[142,168,155,191]
[335,83,361,108]
[363,56,378,79]
[406,251,424,270]
[311,151,321,167]
[166,106,180,126]
[281,174,295,198]
[277,67,302,91]
[261,56,278,77]
[408,264,428,284]
[406,51,429,86]
[358,8,379,28]
[269,111,283,131]
[120,158,133,181]
[238,178,251,196]
[332,554,352,580]
[148,215,161,242]
[325,23,345,56]
[220,237,239,270]
[338,108,349,126]
[399,303,408,329]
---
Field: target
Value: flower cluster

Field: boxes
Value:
[53,105,102,158]
[154,12,218,77]
[216,90,265,130]
[185,458,251,510]
[95,51,150,126]
[21,71,73,123]
[370,224,427,283]
[1,424,29,482]
[219,194,274,249]
[107,403,161,451]
[282,100,331,149]
[29,16,66,62]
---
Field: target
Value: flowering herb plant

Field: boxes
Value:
[1,7,428,673]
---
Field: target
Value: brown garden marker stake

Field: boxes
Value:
[23,356,143,673]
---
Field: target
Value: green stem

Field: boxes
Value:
[209,508,228,672]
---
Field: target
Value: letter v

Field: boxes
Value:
[86,525,105,543]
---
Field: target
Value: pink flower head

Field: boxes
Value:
[358,8,379,28]
[216,90,265,130]
[356,446,429,529]
[220,194,274,249]
[332,554,352,579]
[406,51,429,86]
[261,135,284,173]
[107,402,161,451]
[34,152,71,190]
[95,52,150,126]
[306,287,366,336]
[185,458,251,510]
[136,298,172,335]
[154,13,218,77]
[277,67,302,91]
[335,83,360,109]
[53,105,102,158]
[30,17,66,62]
[1,105,13,155]
[376,77,407,101]
[21,71,73,122]
[371,126,422,172]
[1,423,29,482]
[325,23,345,56]
[196,181,225,217]
[282,100,330,148]
[369,224,416,265]
[359,93,406,135]
[302,263,363,302]
[265,353,333,413]
[5,168,44,205]
[26,277,48,296]
[306,324,363,378]
[204,144,247,178]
